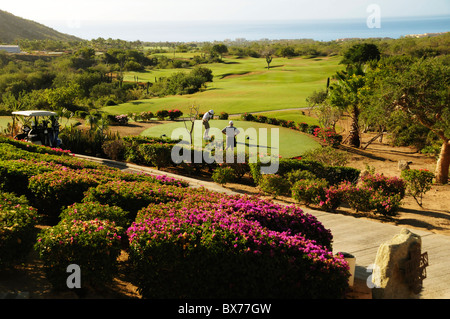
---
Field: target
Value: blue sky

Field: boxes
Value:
[3,0,450,24]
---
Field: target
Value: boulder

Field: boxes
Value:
[371,228,423,299]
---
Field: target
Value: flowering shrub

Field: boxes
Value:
[156,109,169,120]
[0,159,62,196]
[218,112,229,120]
[0,192,39,268]
[240,112,255,121]
[127,195,348,298]
[140,111,154,122]
[291,178,329,206]
[82,180,184,218]
[401,169,434,207]
[370,191,402,216]
[258,174,291,198]
[319,185,344,212]
[59,202,130,230]
[298,122,309,132]
[168,109,183,120]
[313,127,343,147]
[340,182,374,212]
[360,173,406,199]
[115,114,129,125]
[35,219,122,289]
[28,168,101,218]
[255,115,267,123]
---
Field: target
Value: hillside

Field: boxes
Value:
[0,10,82,43]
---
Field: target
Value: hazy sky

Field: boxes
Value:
[3,0,450,24]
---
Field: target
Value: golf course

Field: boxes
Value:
[101,55,342,116]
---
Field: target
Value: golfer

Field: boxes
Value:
[222,120,240,150]
[202,109,214,140]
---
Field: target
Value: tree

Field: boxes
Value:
[373,57,450,184]
[211,44,228,59]
[328,65,366,148]
[340,43,381,68]
[265,54,273,70]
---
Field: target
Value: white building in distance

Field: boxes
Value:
[0,45,21,53]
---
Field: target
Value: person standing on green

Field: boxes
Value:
[222,120,240,150]
[202,109,214,141]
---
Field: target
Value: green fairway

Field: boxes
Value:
[140,120,321,159]
[103,55,342,116]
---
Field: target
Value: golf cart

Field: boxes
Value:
[12,110,62,147]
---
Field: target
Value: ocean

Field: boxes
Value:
[55,15,449,42]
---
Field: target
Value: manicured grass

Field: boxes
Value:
[140,119,321,158]
[103,56,342,116]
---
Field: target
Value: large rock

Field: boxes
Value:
[371,228,423,299]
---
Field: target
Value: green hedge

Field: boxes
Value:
[35,219,122,290]
[0,192,40,268]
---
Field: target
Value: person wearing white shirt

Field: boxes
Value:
[202,110,214,140]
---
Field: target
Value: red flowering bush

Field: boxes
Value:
[313,127,343,147]
[168,109,183,120]
[360,173,406,199]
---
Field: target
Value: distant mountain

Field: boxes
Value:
[0,10,82,43]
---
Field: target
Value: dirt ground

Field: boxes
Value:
[1,120,448,300]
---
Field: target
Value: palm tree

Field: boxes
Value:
[328,65,366,148]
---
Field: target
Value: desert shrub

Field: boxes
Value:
[35,219,122,289]
[59,202,130,230]
[291,178,329,206]
[127,197,349,299]
[258,174,291,197]
[212,166,236,185]
[0,192,39,268]
[401,169,434,206]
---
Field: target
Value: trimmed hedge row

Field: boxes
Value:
[0,192,40,268]
[128,190,348,298]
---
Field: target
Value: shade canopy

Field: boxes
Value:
[12,110,57,117]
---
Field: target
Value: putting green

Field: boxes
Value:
[140,120,320,159]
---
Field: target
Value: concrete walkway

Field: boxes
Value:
[76,154,450,299]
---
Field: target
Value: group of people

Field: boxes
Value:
[202,109,240,150]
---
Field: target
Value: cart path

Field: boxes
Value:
[76,153,450,299]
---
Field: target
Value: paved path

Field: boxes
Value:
[76,154,450,299]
